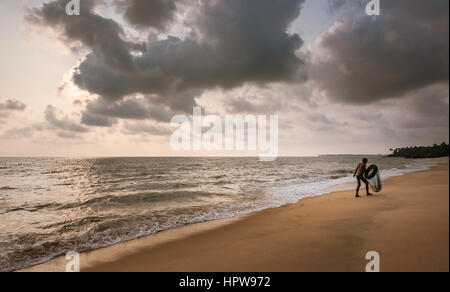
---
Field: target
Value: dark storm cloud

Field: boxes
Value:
[81,111,117,127]
[27,0,140,72]
[75,0,306,91]
[87,98,155,120]
[82,98,176,123]
[312,0,449,104]
[29,0,306,124]
[186,0,305,88]
[45,105,89,133]
[72,52,178,101]
[0,99,26,111]
[114,0,178,30]
[378,0,449,27]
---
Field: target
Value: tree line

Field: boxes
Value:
[389,143,449,158]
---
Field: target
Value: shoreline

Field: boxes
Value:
[21,158,449,272]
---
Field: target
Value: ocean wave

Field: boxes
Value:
[2,203,60,214]
[331,169,352,175]
[40,216,112,231]
[0,186,17,191]
[330,175,347,179]
[55,191,223,211]
[41,170,65,175]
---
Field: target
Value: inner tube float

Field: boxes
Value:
[365,165,379,180]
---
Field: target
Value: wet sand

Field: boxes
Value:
[23,158,449,272]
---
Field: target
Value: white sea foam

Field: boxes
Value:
[258,158,437,208]
[192,158,439,225]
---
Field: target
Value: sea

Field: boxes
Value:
[0,156,436,271]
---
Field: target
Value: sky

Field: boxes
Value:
[0,0,448,157]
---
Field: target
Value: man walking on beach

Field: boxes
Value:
[354,158,373,198]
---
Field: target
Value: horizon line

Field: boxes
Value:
[0,154,390,159]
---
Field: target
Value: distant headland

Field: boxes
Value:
[388,143,449,159]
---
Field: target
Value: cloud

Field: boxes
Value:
[327,0,343,10]
[0,99,26,111]
[0,124,43,140]
[29,0,307,126]
[81,111,117,127]
[27,0,141,73]
[388,84,449,130]
[306,112,348,128]
[45,105,89,133]
[311,0,449,104]
[123,121,172,136]
[183,0,306,88]
[224,93,284,114]
[81,97,176,123]
[1,106,91,141]
[226,98,272,114]
[114,0,179,30]
[55,131,83,139]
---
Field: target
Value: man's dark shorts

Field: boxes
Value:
[357,174,368,184]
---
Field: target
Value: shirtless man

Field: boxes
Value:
[354,158,373,198]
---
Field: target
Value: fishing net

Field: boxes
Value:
[365,165,382,193]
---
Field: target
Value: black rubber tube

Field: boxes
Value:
[365,165,379,180]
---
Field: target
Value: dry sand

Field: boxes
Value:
[23,158,449,272]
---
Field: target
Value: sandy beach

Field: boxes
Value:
[23,158,449,272]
